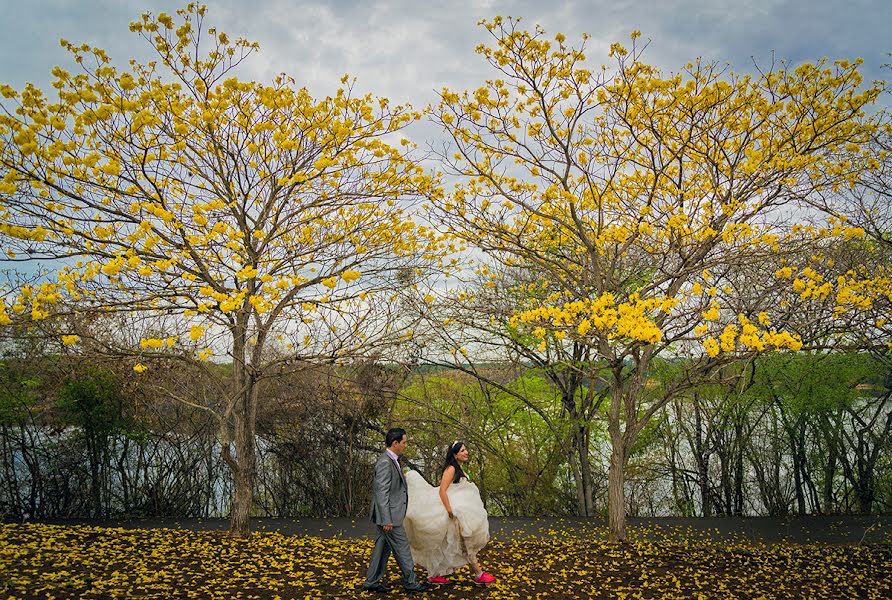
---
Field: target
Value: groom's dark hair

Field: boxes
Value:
[385,428,407,448]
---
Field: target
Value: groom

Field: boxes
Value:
[362,428,430,593]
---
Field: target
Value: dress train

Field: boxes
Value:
[403,469,490,577]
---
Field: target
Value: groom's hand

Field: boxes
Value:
[383,523,393,533]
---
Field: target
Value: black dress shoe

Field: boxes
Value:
[361,582,391,593]
[404,582,432,593]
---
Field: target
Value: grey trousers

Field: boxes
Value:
[364,524,418,586]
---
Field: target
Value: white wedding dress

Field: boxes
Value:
[403,470,491,577]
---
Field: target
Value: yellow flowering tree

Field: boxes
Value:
[418,263,610,517]
[433,18,884,541]
[804,116,892,347]
[0,4,440,536]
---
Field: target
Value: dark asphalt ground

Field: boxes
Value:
[32,514,892,544]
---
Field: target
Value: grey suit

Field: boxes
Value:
[364,451,419,587]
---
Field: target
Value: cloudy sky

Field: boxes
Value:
[2,0,890,110]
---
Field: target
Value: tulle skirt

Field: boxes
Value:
[403,470,491,577]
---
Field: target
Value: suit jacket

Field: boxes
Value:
[369,451,408,526]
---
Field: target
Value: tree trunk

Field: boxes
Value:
[562,374,595,518]
[607,383,626,542]
[856,481,875,514]
[22,426,40,519]
[855,452,875,514]
[733,421,745,516]
[823,445,837,513]
[793,450,806,514]
[225,318,258,538]
[607,434,626,542]
[228,390,257,537]
[693,397,711,517]
[85,425,103,518]
[1,425,22,520]
[345,428,354,516]
[821,415,839,513]
[573,426,595,516]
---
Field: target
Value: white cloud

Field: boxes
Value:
[1,0,889,106]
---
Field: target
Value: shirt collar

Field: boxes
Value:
[385,448,400,462]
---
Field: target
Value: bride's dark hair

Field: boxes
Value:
[442,440,466,483]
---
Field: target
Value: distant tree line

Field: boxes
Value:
[0,333,400,520]
[1,336,888,520]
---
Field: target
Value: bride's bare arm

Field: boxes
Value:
[439,465,455,518]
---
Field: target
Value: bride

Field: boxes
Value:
[403,441,497,586]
